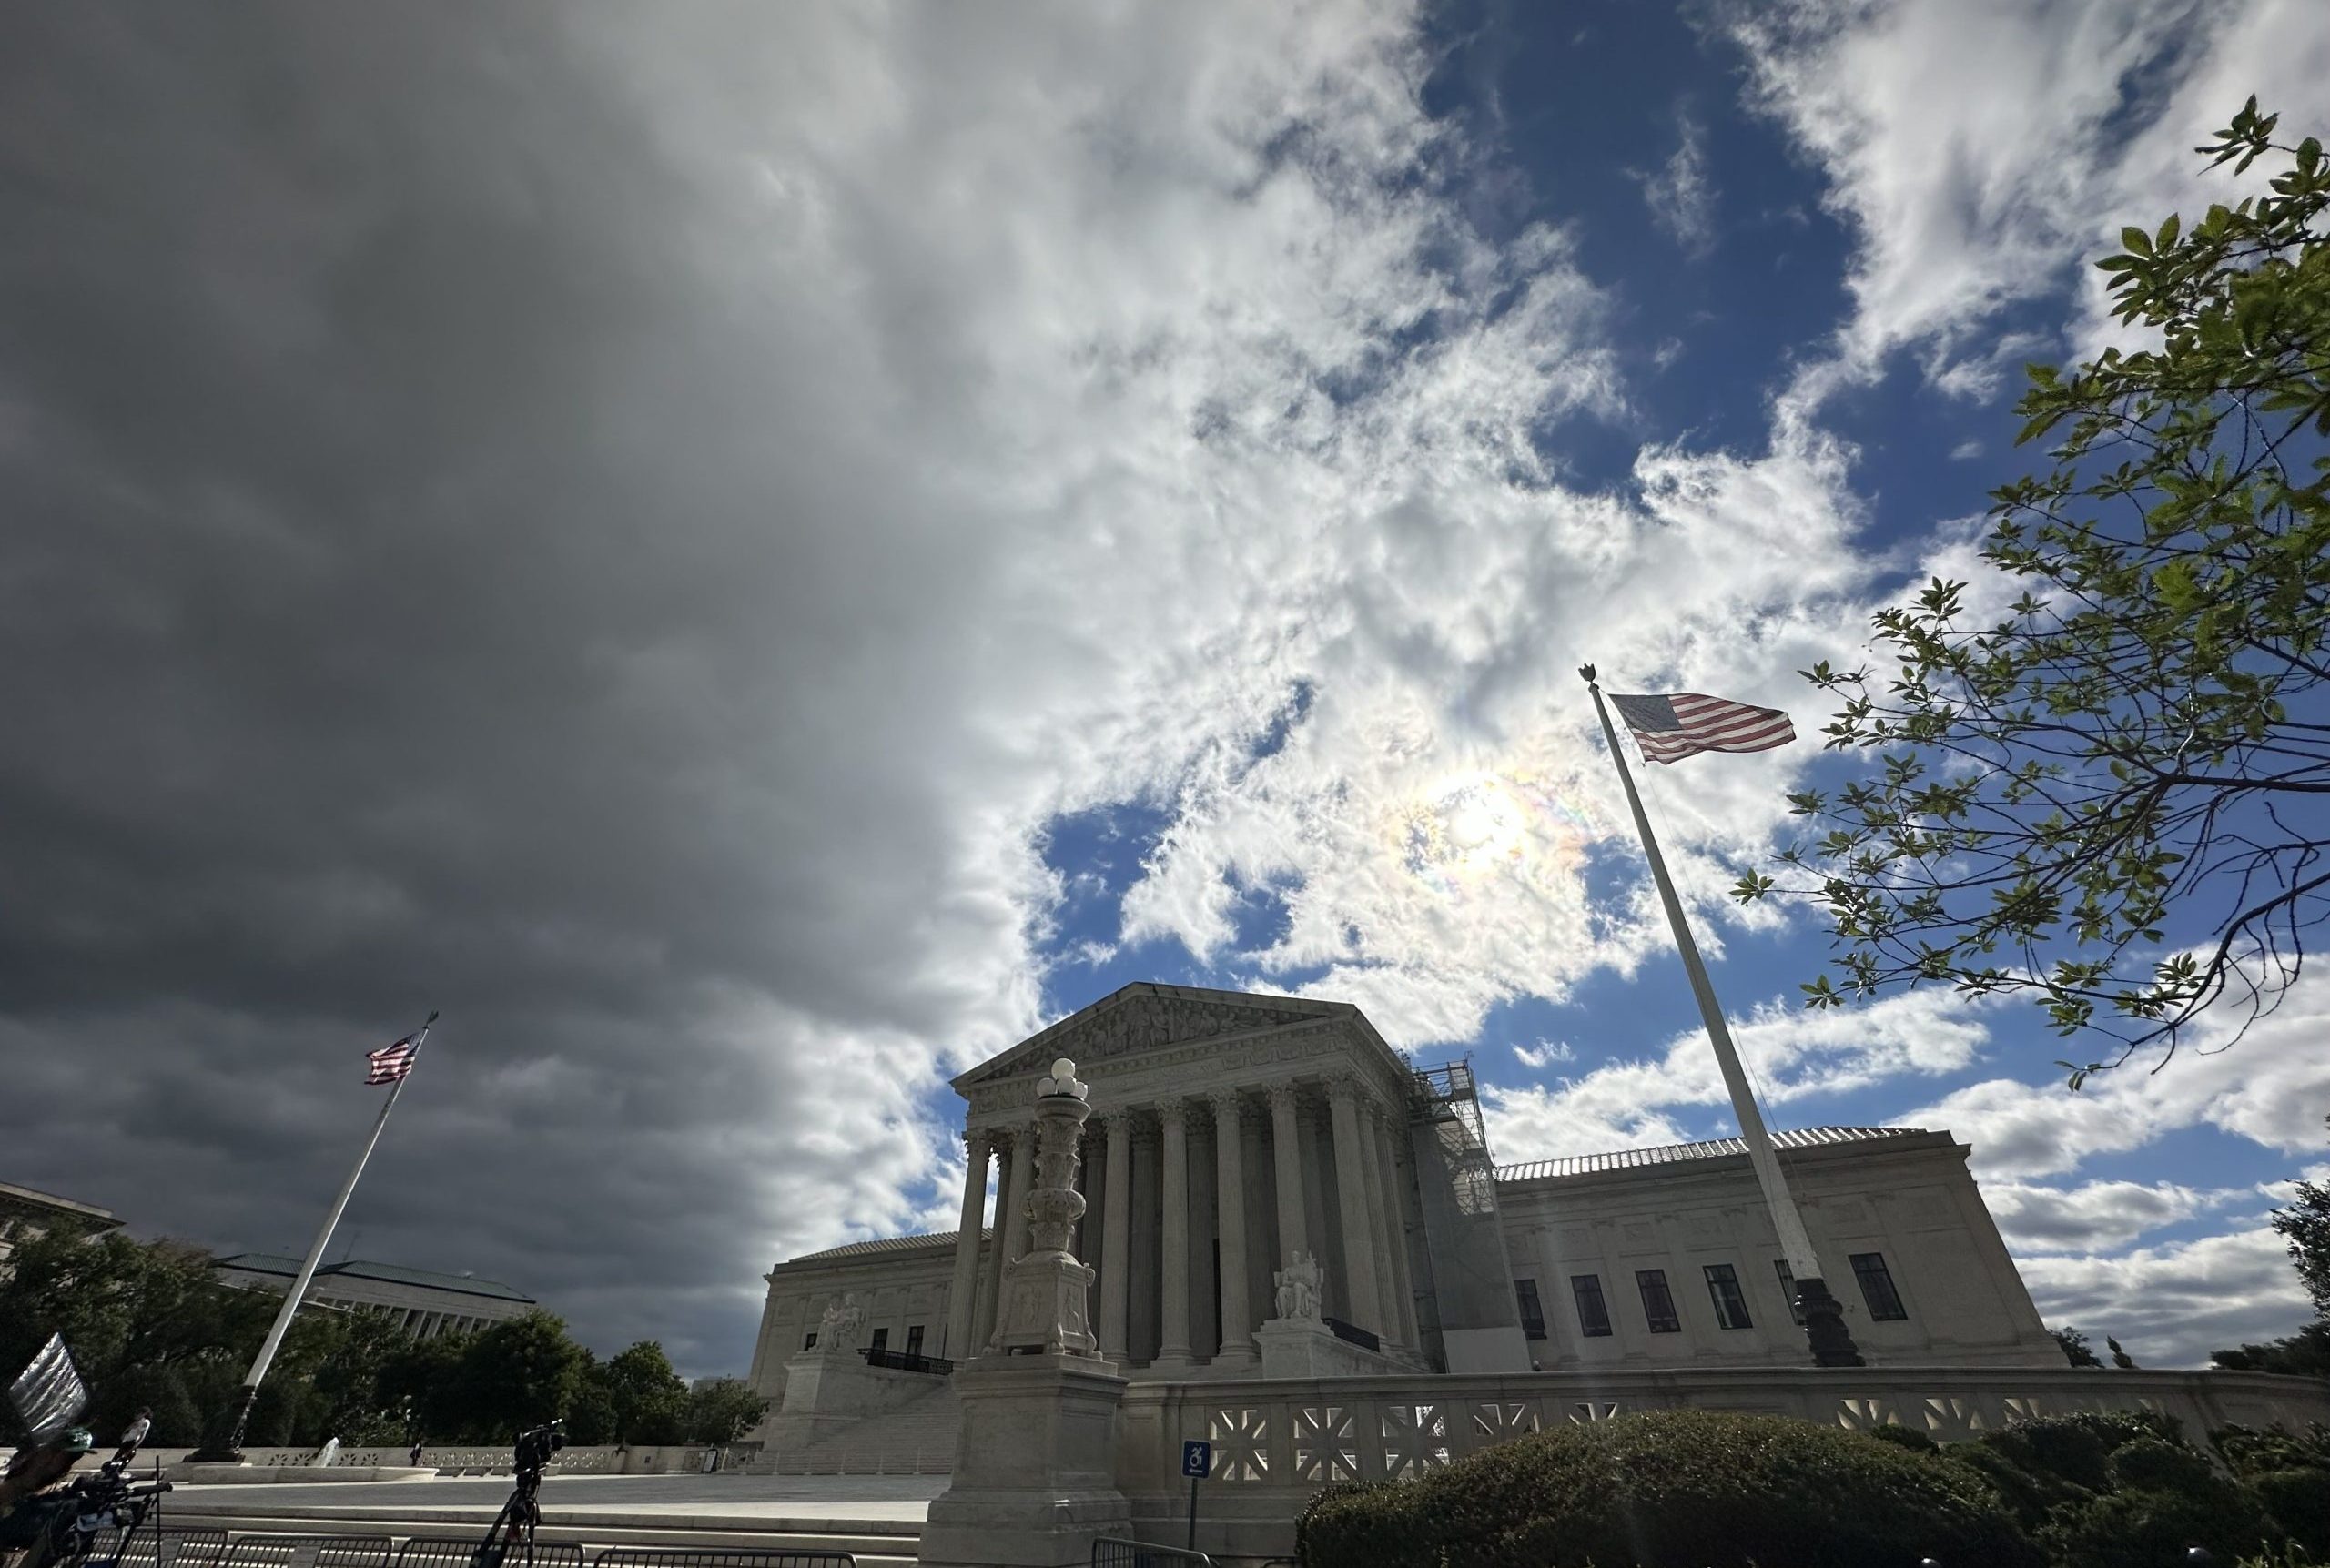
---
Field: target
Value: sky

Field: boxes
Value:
[2,0,2326,1375]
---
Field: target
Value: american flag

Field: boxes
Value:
[1610,691,1795,764]
[365,1033,421,1086]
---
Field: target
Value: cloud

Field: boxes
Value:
[1636,113,1717,258]
[1513,1038,1576,1069]
[2020,1225,2313,1367]
[1730,0,2330,385]
[1897,976,2330,1179]
[1981,1178,2242,1252]
[1481,986,1994,1161]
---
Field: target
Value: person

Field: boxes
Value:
[408,1440,424,1467]
[0,1429,91,1512]
[109,1410,150,1468]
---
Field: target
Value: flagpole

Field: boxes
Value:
[191,1011,439,1462]
[1579,666,1862,1367]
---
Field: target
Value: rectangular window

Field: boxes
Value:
[1852,1252,1909,1320]
[1704,1263,1752,1330]
[1636,1269,1681,1333]
[1773,1260,1806,1325]
[803,1330,818,1351]
[905,1325,925,1358]
[1570,1274,1613,1338]
[869,1327,889,1353]
[1514,1278,1547,1340]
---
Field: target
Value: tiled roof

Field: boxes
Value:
[213,1253,532,1302]
[1494,1126,1928,1183]
[785,1228,991,1265]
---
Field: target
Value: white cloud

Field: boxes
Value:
[1898,976,2330,1179]
[1514,1037,1576,1069]
[1982,1178,2243,1252]
[1481,986,1994,1162]
[1636,113,1717,257]
[2021,1225,2313,1367]
[1731,0,2330,386]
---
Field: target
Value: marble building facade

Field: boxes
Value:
[747,982,2059,1409]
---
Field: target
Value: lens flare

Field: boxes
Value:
[1402,770,1596,897]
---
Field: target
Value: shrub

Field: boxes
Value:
[2253,1466,2330,1557]
[1866,1421,1940,1453]
[1293,1408,2037,1568]
[2039,1474,2272,1568]
[2215,1422,2330,1482]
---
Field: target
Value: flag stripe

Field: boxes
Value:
[1610,689,1795,765]
[365,1034,420,1086]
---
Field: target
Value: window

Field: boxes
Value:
[1851,1252,1908,1320]
[1570,1274,1613,1338]
[803,1330,818,1351]
[1773,1260,1806,1325]
[1704,1263,1752,1330]
[1514,1278,1546,1340]
[1636,1269,1681,1333]
[905,1325,925,1358]
[870,1327,889,1353]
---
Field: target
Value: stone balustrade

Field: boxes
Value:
[0,1442,714,1480]
[1111,1365,2330,1562]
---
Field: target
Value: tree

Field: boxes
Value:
[596,1340,690,1445]
[2051,1326,2106,1368]
[2272,1143,2330,1316]
[2106,1336,2138,1369]
[683,1378,769,1447]
[0,1229,275,1443]
[1736,99,2330,1076]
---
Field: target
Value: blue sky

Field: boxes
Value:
[5,0,2329,1375]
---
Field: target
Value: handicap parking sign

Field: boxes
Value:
[1181,1439,1212,1479]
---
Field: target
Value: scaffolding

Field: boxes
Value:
[1404,1059,1524,1370]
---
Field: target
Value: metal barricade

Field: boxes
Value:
[589,1550,857,1568]
[1089,1540,1211,1568]
[86,1525,229,1568]
[218,1535,394,1568]
[395,1540,585,1568]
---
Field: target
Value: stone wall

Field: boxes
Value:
[1114,1364,2330,1562]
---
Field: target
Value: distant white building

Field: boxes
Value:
[213,1253,534,1338]
[0,1180,123,1269]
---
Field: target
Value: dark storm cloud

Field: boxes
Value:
[0,5,1023,1368]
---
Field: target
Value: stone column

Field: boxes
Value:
[985,1123,1037,1349]
[1099,1110,1132,1361]
[945,1130,991,1361]
[1156,1098,1194,1368]
[1209,1089,1255,1364]
[1269,1083,1308,1267]
[1326,1077,1384,1338]
[1375,1112,1423,1348]
[974,1126,1018,1347]
[1357,1101,1405,1351]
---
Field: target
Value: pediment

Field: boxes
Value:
[955,982,1344,1087]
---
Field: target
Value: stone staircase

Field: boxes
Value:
[749,1377,961,1476]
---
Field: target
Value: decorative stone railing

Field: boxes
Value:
[0,1443,712,1479]
[1112,1365,2330,1562]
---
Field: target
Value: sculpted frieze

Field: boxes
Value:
[960,992,1336,1085]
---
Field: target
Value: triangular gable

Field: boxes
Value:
[954,982,1344,1088]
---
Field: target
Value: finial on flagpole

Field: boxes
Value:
[1578,663,1596,685]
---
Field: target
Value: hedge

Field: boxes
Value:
[1293,1407,2036,1568]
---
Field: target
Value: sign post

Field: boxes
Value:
[1180,1438,1211,1551]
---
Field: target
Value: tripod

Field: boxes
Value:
[472,1422,562,1568]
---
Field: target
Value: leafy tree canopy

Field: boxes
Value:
[1737,99,2330,1078]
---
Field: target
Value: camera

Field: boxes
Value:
[512,1421,565,1476]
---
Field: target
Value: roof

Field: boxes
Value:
[782,1229,988,1267]
[213,1253,533,1303]
[1494,1126,1930,1183]
[955,981,1391,1089]
[0,1181,122,1230]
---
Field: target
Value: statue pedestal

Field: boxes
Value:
[1256,1317,1390,1380]
[917,1351,1130,1568]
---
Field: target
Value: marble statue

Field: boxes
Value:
[819,1291,866,1351]
[1272,1249,1322,1320]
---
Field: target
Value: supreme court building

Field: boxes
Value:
[747,983,2062,1409]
